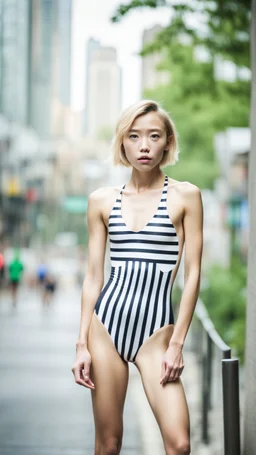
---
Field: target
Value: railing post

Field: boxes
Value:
[222,359,241,455]
[202,350,209,443]
[202,333,211,444]
[201,333,213,443]
[207,334,213,410]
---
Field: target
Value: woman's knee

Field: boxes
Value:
[95,435,122,455]
[165,437,190,455]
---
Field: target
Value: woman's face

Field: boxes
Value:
[122,111,170,170]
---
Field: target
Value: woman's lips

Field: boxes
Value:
[138,157,151,162]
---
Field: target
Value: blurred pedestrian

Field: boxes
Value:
[37,261,48,289]
[0,251,5,287]
[8,249,24,306]
[42,272,57,305]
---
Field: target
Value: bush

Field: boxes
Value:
[200,257,246,363]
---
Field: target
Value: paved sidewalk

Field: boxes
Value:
[0,285,142,455]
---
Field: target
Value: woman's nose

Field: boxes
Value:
[140,137,150,151]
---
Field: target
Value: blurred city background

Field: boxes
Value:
[0,1,254,454]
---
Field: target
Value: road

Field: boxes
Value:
[0,284,142,455]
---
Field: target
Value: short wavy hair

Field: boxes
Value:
[112,100,179,168]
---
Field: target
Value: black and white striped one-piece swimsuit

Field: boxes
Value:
[94,174,179,363]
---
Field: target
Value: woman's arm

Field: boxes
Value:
[72,188,107,388]
[170,184,203,346]
[77,190,107,348]
[160,184,203,384]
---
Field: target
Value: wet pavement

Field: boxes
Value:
[0,284,142,455]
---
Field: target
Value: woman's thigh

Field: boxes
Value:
[88,313,129,440]
[135,326,190,452]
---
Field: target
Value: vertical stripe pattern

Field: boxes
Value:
[94,175,179,362]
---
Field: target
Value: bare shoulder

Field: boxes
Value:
[168,179,201,201]
[166,180,202,223]
[88,185,122,220]
[89,186,112,202]
[89,185,120,203]
[168,179,200,194]
[180,182,201,198]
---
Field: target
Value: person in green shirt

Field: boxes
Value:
[8,249,24,305]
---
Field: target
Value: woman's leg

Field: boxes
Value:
[135,326,190,455]
[88,313,129,455]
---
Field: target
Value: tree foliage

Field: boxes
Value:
[146,41,249,187]
[112,0,250,67]
[200,258,247,363]
[111,0,250,188]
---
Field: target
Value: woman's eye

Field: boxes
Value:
[151,134,160,139]
[129,134,138,139]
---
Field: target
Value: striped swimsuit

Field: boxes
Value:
[94,174,179,363]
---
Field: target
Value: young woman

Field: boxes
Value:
[72,100,203,455]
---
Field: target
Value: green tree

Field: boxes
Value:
[200,259,247,363]
[148,42,250,187]
[111,0,250,188]
[112,0,250,67]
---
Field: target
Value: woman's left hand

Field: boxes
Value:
[160,341,184,385]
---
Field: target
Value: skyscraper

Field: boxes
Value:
[29,0,58,138]
[29,0,73,138]
[0,0,31,124]
[141,24,169,94]
[83,37,101,134]
[58,0,72,106]
[0,0,73,137]
[86,45,122,139]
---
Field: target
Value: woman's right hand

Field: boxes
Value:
[72,346,95,390]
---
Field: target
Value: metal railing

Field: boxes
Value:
[187,298,241,455]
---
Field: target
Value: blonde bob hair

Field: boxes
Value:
[112,100,179,168]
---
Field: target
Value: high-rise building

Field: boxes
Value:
[0,0,31,124]
[0,0,73,137]
[87,45,121,139]
[29,0,73,138]
[141,25,169,94]
[58,0,72,106]
[29,0,59,138]
[83,37,101,134]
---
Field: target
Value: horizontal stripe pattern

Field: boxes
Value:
[94,175,178,362]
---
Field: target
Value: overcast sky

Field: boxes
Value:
[71,0,171,111]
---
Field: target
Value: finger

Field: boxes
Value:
[84,375,95,388]
[83,363,90,376]
[76,378,94,389]
[83,368,95,388]
[179,366,184,377]
[73,367,94,389]
[161,366,171,385]
[77,368,95,389]
[169,367,178,382]
[82,363,95,387]
[168,364,180,382]
[72,367,89,387]
[160,361,166,383]
[171,365,184,382]
[83,363,92,380]
[171,365,184,381]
